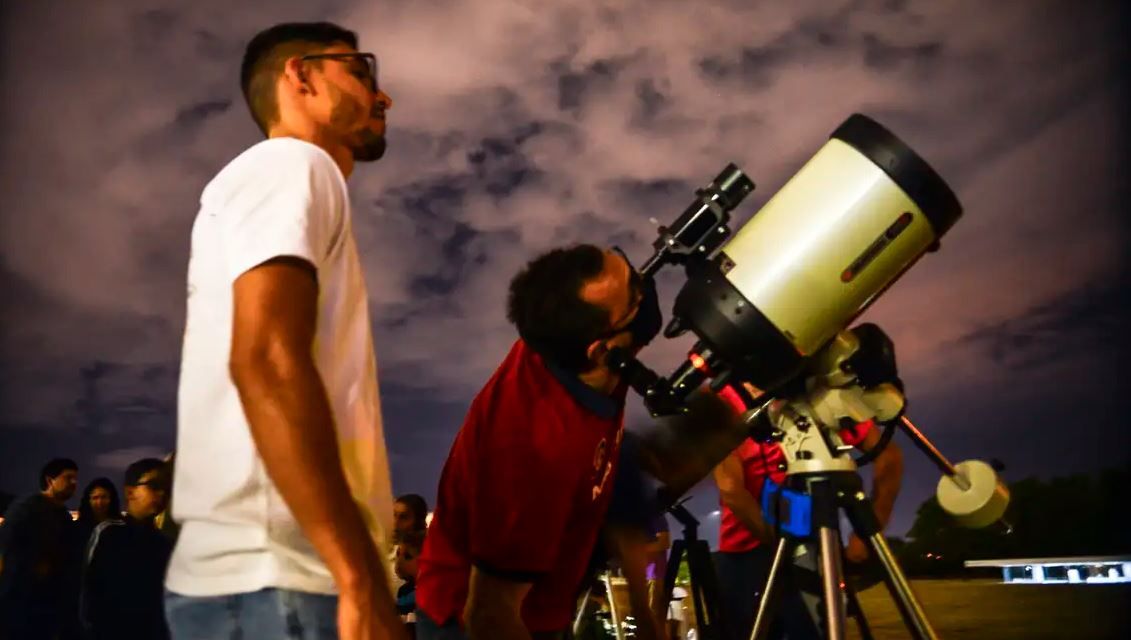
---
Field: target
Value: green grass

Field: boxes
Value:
[848,579,1130,639]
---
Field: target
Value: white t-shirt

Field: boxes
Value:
[167,137,394,597]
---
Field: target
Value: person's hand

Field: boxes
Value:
[845,534,869,564]
[337,582,409,640]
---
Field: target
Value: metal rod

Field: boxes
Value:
[869,532,939,640]
[602,573,626,640]
[818,527,847,640]
[572,584,595,638]
[749,537,790,640]
[898,415,971,491]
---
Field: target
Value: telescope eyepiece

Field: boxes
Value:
[712,164,755,210]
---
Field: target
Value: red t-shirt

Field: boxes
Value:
[416,340,625,633]
[718,420,874,553]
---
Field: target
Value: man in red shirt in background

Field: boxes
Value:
[713,419,904,639]
[415,244,664,640]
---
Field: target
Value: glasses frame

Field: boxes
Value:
[299,52,380,92]
[596,246,645,339]
[134,479,168,492]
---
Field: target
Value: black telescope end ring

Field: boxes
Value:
[831,114,963,238]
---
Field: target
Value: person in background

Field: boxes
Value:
[82,458,172,640]
[394,494,429,541]
[713,418,903,639]
[0,457,79,639]
[390,494,430,594]
[63,477,122,639]
[75,478,122,547]
[154,452,180,545]
[396,529,425,638]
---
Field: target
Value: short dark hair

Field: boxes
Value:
[506,244,612,372]
[240,22,359,135]
[78,477,121,524]
[124,458,167,488]
[395,494,429,530]
[40,458,78,490]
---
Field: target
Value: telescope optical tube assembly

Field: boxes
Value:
[671,114,963,392]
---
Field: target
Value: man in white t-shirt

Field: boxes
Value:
[166,21,406,640]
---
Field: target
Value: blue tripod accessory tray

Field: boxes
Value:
[761,477,813,537]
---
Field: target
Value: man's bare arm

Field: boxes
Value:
[604,526,664,640]
[857,428,903,529]
[713,451,774,544]
[229,258,403,636]
[464,566,533,640]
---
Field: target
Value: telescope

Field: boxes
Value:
[611,114,1010,640]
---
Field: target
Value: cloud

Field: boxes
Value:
[173,99,233,131]
[954,282,1125,374]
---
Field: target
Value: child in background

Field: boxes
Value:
[396,529,425,638]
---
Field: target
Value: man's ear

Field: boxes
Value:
[282,56,312,94]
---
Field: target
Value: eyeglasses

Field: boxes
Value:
[299,52,380,92]
[134,480,167,492]
[598,246,645,337]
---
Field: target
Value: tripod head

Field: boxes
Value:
[667,501,700,531]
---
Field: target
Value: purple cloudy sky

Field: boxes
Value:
[1,0,1127,541]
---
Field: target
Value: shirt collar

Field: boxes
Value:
[544,358,622,420]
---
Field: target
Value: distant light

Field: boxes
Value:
[425,511,434,527]
[709,510,721,518]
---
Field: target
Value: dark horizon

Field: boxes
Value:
[2,0,1129,544]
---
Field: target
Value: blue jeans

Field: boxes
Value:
[164,588,338,640]
[714,547,820,640]
[415,609,466,640]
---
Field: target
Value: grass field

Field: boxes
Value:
[848,579,1130,639]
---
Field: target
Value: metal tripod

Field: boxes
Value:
[750,471,938,640]
[660,503,726,640]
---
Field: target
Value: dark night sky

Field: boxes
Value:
[1,0,1128,545]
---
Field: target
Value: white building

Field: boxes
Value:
[965,556,1131,584]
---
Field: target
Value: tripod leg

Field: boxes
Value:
[687,540,724,639]
[816,526,847,640]
[869,533,938,640]
[603,572,626,640]
[842,488,939,640]
[661,540,686,621]
[749,537,790,640]
[811,479,847,640]
[572,584,595,638]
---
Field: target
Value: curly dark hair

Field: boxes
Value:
[77,477,121,524]
[506,244,612,372]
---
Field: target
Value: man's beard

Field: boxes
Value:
[326,84,387,161]
[352,129,386,161]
